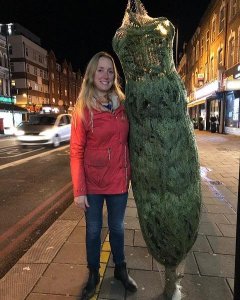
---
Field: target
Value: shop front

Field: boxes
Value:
[224,64,240,135]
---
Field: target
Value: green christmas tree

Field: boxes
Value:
[113,1,202,298]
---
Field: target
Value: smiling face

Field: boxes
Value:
[93,56,115,97]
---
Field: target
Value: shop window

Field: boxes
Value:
[219,6,225,33]
[225,92,240,128]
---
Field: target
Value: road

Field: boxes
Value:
[0,137,73,278]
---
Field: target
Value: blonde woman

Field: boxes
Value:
[70,52,137,300]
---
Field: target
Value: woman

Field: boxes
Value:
[70,51,137,300]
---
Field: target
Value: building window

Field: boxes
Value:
[33,51,37,61]
[34,67,37,76]
[8,45,12,55]
[219,6,225,33]
[210,56,214,80]
[10,62,14,72]
[206,31,210,52]
[65,89,68,96]
[228,37,235,67]
[3,54,7,68]
[238,27,240,62]
[218,48,223,66]
[230,0,237,19]
[200,38,204,57]
[25,47,29,56]
[192,46,195,65]
[26,63,30,73]
[196,41,199,61]
[40,69,43,77]
[212,18,216,42]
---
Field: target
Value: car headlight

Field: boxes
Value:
[39,129,54,138]
[15,129,25,136]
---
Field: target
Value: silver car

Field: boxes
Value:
[15,113,72,147]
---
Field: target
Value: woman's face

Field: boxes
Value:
[94,57,115,96]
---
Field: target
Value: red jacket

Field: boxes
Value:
[70,104,130,197]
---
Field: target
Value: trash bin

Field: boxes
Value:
[210,116,217,133]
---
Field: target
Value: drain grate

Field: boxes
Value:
[209,180,223,185]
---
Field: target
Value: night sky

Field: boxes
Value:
[0,0,211,75]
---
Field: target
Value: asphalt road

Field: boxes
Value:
[0,137,73,278]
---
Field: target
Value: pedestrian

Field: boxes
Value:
[70,51,137,300]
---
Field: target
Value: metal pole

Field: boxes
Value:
[234,163,240,300]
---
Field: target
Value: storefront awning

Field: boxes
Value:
[0,103,28,113]
[187,99,206,108]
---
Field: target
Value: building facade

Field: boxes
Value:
[47,51,82,114]
[178,0,240,135]
[0,27,27,133]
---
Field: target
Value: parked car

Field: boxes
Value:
[15,113,72,147]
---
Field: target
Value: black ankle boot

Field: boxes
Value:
[114,262,137,292]
[81,268,100,300]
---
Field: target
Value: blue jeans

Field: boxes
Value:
[85,193,128,269]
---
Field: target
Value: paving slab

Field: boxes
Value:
[133,230,146,247]
[53,241,87,264]
[204,204,236,214]
[191,234,212,253]
[19,220,78,264]
[200,212,230,224]
[32,263,88,297]
[207,236,236,255]
[224,214,237,224]
[198,222,223,236]
[194,252,235,277]
[180,274,233,300]
[0,263,48,300]
[217,223,236,237]
[99,267,125,300]
[124,229,134,246]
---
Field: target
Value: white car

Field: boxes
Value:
[15,113,72,147]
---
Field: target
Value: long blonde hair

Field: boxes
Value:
[73,51,125,119]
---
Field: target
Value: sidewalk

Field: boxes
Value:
[0,131,239,300]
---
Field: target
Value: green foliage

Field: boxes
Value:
[113,0,201,268]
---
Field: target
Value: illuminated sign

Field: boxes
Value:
[0,96,13,103]
[195,80,218,99]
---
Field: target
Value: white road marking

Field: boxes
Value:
[0,145,69,170]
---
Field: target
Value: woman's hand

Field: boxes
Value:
[74,195,89,212]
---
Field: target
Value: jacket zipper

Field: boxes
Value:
[108,148,111,160]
